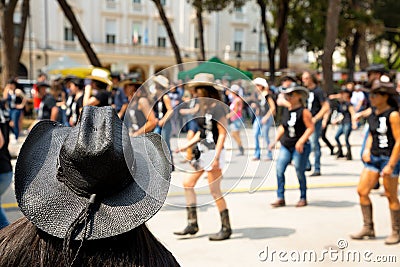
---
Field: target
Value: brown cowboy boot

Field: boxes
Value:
[174,206,199,235]
[209,209,232,241]
[385,209,400,245]
[350,204,375,240]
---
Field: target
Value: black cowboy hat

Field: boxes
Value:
[370,83,397,95]
[15,106,171,240]
[280,85,309,99]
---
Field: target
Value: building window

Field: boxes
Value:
[194,37,199,49]
[132,22,142,45]
[158,37,166,47]
[160,0,166,5]
[234,29,243,52]
[106,0,116,9]
[106,19,117,44]
[64,27,74,41]
[157,24,167,47]
[133,0,141,3]
[234,6,243,13]
[234,42,242,52]
[106,34,116,44]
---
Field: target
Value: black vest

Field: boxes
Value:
[281,107,307,148]
[368,108,396,157]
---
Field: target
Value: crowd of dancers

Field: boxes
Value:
[0,63,399,249]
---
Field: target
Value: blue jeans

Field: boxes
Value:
[0,171,13,229]
[276,143,311,200]
[9,108,21,139]
[253,116,273,159]
[335,122,352,149]
[307,119,322,172]
[154,120,172,153]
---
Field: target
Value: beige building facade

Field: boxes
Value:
[17,0,308,80]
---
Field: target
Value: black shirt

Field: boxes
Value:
[281,107,307,148]
[195,103,226,146]
[307,86,326,116]
[368,107,396,157]
[153,96,168,120]
[0,106,12,173]
[338,101,352,124]
[38,94,57,120]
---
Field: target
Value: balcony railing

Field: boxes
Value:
[23,39,307,65]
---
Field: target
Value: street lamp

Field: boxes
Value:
[236,51,242,68]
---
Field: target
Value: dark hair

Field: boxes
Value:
[93,80,108,90]
[195,85,221,101]
[387,94,399,110]
[0,217,180,267]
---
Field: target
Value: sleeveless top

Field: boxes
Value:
[281,107,307,148]
[7,91,23,109]
[229,97,242,121]
[368,107,396,157]
[127,100,147,132]
[259,94,271,117]
[195,103,227,147]
[153,95,168,120]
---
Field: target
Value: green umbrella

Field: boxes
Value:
[178,57,253,80]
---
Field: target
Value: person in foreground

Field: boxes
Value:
[351,83,400,245]
[173,73,231,241]
[0,106,179,266]
[269,86,314,208]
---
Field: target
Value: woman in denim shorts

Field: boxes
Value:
[351,82,400,245]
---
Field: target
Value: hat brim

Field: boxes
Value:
[186,81,224,90]
[281,87,309,99]
[370,87,397,95]
[87,76,113,86]
[119,80,143,88]
[15,121,171,240]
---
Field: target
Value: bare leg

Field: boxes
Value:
[357,169,380,205]
[207,168,226,212]
[383,176,400,210]
[183,170,204,206]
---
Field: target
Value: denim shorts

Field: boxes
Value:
[364,154,400,177]
[230,119,242,131]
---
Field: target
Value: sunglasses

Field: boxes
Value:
[285,92,295,97]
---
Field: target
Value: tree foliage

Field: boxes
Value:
[373,0,400,70]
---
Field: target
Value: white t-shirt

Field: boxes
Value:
[350,91,365,108]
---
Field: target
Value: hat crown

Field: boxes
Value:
[253,77,268,88]
[193,73,215,83]
[57,106,134,198]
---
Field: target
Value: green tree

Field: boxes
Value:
[374,0,400,70]
[188,0,248,61]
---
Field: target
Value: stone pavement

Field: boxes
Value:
[3,124,400,266]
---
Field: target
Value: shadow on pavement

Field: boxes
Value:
[308,200,357,208]
[232,227,295,240]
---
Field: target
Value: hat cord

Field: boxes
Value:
[63,193,97,267]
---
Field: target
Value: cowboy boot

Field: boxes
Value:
[336,145,345,158]
[385,209,400,245]
[209,209,232,241]
[346,146,352,160]
[173,206,199,235]
[350,204,375,240]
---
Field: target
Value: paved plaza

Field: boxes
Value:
[3,125,400,266]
